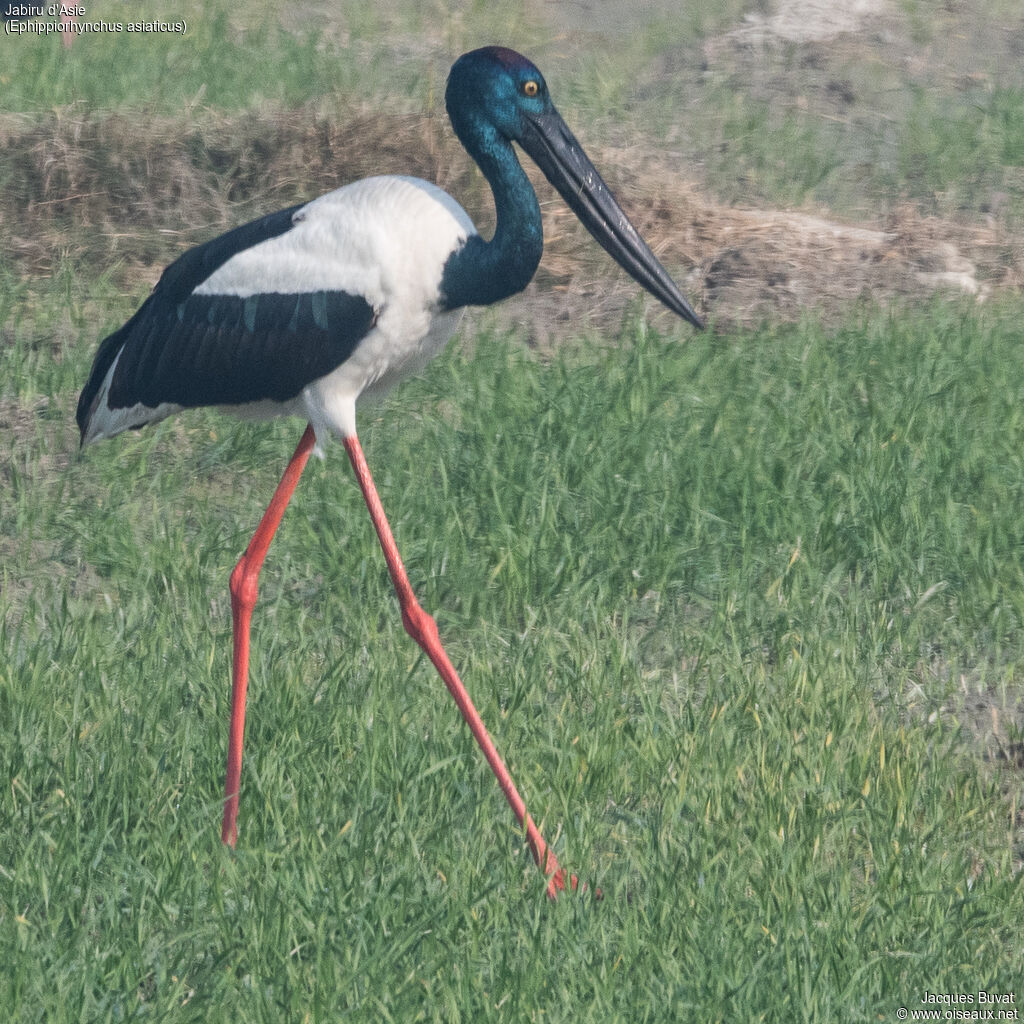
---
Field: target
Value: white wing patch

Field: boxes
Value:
[194,176,477,307]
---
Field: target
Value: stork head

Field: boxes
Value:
[446,47,552,144]
[446,47,704,329]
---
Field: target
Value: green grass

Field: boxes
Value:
[0,0,520,114]
[2,290,1023,1020]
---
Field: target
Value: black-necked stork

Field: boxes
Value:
[77,46,703,899]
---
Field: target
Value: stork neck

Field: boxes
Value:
[441,125,543,310]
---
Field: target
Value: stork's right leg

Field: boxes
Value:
[342,431,578,899]
[221,424,316,846]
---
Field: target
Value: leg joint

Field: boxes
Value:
[401,599,439,650]
[229,555,259,611]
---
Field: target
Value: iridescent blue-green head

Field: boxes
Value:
[445,46,704,329]
[446,47,553,146]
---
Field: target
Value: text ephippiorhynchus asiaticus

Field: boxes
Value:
[77,46,704,899]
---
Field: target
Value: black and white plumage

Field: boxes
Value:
[78,50,702,449]
[76,47,704,897]
[78,178,478,444]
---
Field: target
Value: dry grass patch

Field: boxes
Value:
[2,106,1022,335]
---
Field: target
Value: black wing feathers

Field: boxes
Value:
[109,290,377,409]
[77,204,378,438]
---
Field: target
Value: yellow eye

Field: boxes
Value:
[522,80,539,98]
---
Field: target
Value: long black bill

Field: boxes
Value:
[520,108,704,330]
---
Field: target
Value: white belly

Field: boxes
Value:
[300,306,466,439]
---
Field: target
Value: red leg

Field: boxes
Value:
[342,432,578,899]
[221,424,316,846]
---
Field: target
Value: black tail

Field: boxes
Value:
[76,324,129,446]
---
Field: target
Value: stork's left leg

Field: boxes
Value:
[222,424,316,846]
[342,432,577,899]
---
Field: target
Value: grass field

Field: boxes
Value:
[4,300,1023,1019]
[2,1,1024,1020]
